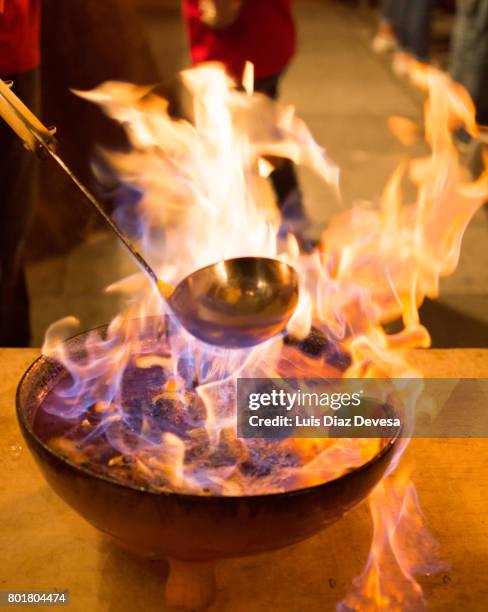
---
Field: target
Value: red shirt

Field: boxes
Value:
[0,0,41,75]
[183,0,295,81]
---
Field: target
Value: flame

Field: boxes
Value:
[338,466,447,611]
[388,116,419,146]
[40,61,487,608]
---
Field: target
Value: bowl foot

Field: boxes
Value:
[165,558,217,610]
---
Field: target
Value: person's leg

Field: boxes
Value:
[390,0,410,51]
[381,0,396,24]
[252,73,280,100]
[405,0,434,62]
[253,73,309,242]
[0,69,39,346]
[450,0,488,180]
[390,0,417,75]
[450,0,488,125]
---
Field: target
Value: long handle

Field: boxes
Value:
[0,78,50,151]
[0,78,164,288]
[46,147,159,283]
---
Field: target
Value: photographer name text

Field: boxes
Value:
[248,414,401,428]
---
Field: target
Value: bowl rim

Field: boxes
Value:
[16,325,401,502]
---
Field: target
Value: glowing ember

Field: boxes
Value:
[39,60,486,608]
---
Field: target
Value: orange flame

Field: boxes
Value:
[41,61,486,608]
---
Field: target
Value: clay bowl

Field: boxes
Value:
[16,328,400,609]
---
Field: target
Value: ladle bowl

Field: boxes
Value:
[0,80,300,350]
[168,257,299,348]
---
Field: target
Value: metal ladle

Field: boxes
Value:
[0,79,299,348]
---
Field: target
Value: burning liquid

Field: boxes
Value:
[34,321,383,496]
[41,61,487,608]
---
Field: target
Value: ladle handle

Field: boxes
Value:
[46,147,159,284]
[0,78,160,286]
[0,78,53,151]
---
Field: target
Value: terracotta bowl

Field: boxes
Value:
[16,328,400,609]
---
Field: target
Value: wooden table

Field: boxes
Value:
[1,349,487,611]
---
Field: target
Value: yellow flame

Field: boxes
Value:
[41,61,487,608]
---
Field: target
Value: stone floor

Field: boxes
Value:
[26,1,488,347]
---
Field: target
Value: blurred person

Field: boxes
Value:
[0,0,41,346]
[450,0,488,127]
[38,0,160,256]
[390,0,435,76]
[372,0,398,54]
[182,0,311,245]
[450,0,488,179]
[0,0,160,347]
